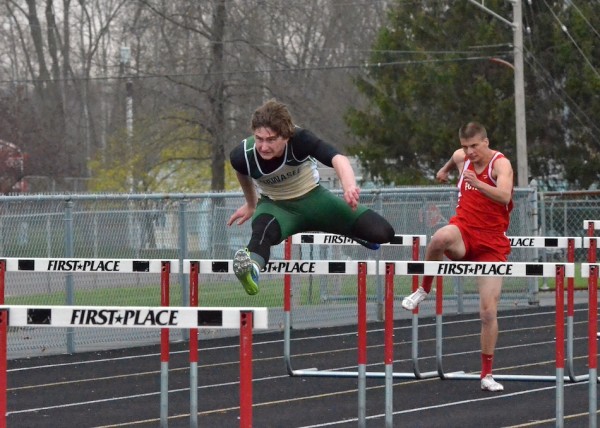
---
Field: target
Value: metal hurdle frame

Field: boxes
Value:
[0,258,268,428]
[386,260,575,426]
[209,257,573,427]
[185,258,380,428]
[284,234,444,380]
[0,257,177,428]
[186,261,265,428]
[464,237,586,381]
[393,236,587,385]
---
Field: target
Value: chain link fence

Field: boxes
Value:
[539,190,600,262]
[2,186,597,358]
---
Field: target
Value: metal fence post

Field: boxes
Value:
[375,191,384,321]
[179,199,189,342]
[529,185,540,305]
[64,199,75,354]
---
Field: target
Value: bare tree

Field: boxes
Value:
[1,0,389,191]
[133,0,389,190]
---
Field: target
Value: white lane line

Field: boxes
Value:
[297,382,586,427]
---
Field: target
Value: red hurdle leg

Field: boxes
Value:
[435,276,445,378]
[588,222,596,263]
[384,263,395,369]
[239,311,254,428]
[189,261,199,427]
[283,238,294,375]
[384,262,395,426]
[357,262,367,427]
[284,237,292,313]
[160,261,171,427]
[555,265,565,424]
[567,239,575,318]
[588,264,598,426]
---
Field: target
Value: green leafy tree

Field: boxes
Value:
[523,0,600,189]
[547,1,600,188]
[346,0,599,189]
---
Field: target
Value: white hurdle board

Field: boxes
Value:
[183,260,574,278]
[0,258,179,273]
[0,305,268,329]
[509,236,582,248]
[291,233,427,246]
[583,237,600,249]
[380,261,575,278]
[580,264,600,278]
[584,220,600,230]
[184,260,378,275]
[289,234,581,248]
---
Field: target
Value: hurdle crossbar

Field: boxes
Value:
[0,305,268,329]
[290,233,427,247]
[183,259,378,275]
[0,257,180,273]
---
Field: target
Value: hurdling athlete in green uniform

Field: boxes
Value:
[227,99,395,295]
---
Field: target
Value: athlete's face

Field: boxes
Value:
[460,135,489,164]
[254,127,288,160]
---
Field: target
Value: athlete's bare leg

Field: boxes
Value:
[478,276,502,354]
[425,224,466,261]
[417,225,466,293]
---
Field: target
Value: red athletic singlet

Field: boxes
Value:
[447,151,513,262]
[455,151,513,232]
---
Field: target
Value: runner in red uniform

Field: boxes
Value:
[402,122,514,392]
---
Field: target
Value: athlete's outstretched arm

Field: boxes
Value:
[436,149,466,183]
[227,172,258,226]
[332,154,360,210]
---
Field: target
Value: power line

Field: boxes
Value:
[569,0,600,40]
[541,0,600,79]
[523,0,600,148]
[524,48,600,145]
[0,55,509,85]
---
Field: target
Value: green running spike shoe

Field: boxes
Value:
[233,248,260,295]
